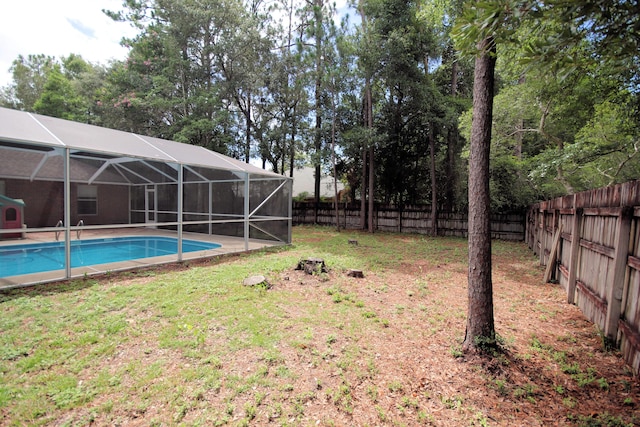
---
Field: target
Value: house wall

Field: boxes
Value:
[3,179,130,228]
[292,166,344,198]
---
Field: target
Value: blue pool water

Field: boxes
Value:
[0,236,221,277]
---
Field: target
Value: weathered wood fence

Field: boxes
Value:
[293,202,525,240]
[526,180,640,374]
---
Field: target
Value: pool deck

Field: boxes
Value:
[0,228,284,289]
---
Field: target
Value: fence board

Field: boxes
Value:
[576,280,607,327]
[625,268,640,332]
[526,179,640,374]
[618,320,640,374]
[293,202,524,240]
[604,208,632,338]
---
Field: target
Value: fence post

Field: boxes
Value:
[604,206,633,341]
[527,208,534,248]
[524,209,529,246]
[566,202,582,304]
[539,209,546,265]
[533,206,540,256]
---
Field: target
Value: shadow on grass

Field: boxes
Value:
[0,277,100,302]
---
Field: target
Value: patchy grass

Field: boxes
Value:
[0,225,638,426]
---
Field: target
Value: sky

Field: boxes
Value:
[0,0,353,89]
[0,0,136,87]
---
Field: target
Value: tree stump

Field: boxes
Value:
[243,275,271,289]
[347,269,364,278]
[296,258,327,275]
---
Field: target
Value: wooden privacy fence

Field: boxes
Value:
[293,202,525,240]
[526,180,640,374]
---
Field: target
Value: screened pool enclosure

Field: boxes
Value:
[0,107,292,287]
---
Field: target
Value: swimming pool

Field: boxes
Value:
[0,236,221,277]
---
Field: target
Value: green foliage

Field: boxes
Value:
[351,0,467,208]
[452,0,531,56]
[453,0,640,210]
[522,0,640,81]
[473,332,504,354]
[293,191,311,202]
[33,65,85,121]
[1,54,105,125]
[571,412,633,427]
[459,37,640,208]
[525,92,640,194]
[1,0,638,214]
[1,54,56,110]
[388,380,404,393]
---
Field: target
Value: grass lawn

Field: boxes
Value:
[1,225,638,426]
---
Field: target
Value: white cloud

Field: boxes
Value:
[0,0,136,87]
[66,18,97,39]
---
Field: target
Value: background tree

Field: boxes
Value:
[296,0,339,220]
[33,64,86,121]
[354,0,452,231]
[0,54,55,111]
[354,0,374,230]
[101,0,272,156]
[1,0,638,220]
[218,0,274,162]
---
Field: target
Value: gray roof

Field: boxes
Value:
[0,107,281,182]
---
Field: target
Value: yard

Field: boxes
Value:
[1,226,638,426]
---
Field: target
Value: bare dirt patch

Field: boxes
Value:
[153,236,639,425]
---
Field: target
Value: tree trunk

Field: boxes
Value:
[366,82,374,233]
[331,85,340,231]
[313,0,323,224]
[360,146,367,229]
[429,126,437,236]
[515,74,525,159]
[444,55,460,212]
[314,164,321,224]
[245,94,251,163]
[287,3,297,179]
[368,145,374,233]
[450,58,458,96]
[359,1,372,232]
[425,55,437,235]
[289,121,296,178]
[445,126,459,212]
[463,36,496,352]
[361,77,372,231]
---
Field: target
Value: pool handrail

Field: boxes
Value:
[55,220,63,241]
[76,219,84,240]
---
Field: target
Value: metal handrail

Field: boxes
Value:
[55,220,63,241]
[76,219,84,240]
